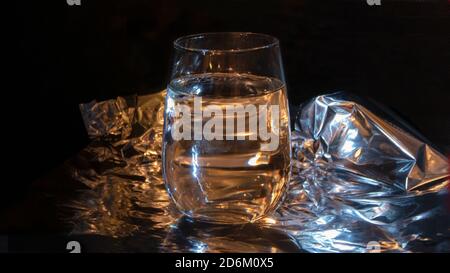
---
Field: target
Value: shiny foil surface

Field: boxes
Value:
[71,91,449,252]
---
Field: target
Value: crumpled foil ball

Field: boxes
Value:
[73,90,449,253]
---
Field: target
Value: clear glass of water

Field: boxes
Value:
[163,32,291,224]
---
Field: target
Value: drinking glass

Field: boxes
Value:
[163,32,291,224]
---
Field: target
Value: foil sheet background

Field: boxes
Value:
[70,90,449,252]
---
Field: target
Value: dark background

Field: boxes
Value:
[10,0,450,206]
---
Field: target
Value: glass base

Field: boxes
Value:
[180,207,268,225]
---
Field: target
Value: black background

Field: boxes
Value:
[10,0,450,206]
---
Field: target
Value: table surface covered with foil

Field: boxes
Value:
[19,90,449,253]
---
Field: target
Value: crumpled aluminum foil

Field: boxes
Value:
[69,90,449,252]
[267,92,449,252]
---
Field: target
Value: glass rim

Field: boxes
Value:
[173,32,280,53]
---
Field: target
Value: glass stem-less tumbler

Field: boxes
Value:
[163,32,291,224]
